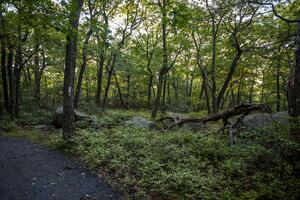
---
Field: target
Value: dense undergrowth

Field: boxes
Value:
[1,108,300,199]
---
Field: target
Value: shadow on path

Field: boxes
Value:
[0,136,123,200]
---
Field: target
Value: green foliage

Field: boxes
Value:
[47,125,300,199]
[0,116,16,131]
[96,109,150,127]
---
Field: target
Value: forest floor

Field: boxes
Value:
[0,136,123,200]
[0,107,299,199]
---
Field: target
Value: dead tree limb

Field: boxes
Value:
[158,103,272,129]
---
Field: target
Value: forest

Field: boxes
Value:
[0,0,300,199]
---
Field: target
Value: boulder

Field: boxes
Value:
[52,106,98,129]
[243,111,290,131]
[182,121,207,131]
[124,117,156,129]
[161,112,189,128]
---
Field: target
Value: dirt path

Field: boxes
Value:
[0,136,123,200]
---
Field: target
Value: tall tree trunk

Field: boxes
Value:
[113,71,125,108]
[26,67,32,87]
[74,29,93,108]
[220,88,230,110]
[14,30,22,118]
[85,68,90,99]
[162,73,167,107]
[147,74,153,107]
[1,41,9,112]
[288,21,300,117]
[102,55,116,109]
[167,78,171,105]
[33,42,41,102]
[63,0,83,140]
[211,31,217,113]
[216,48,242,111]
[172,79,178,103]
[229,89,236,107]
[249,75,255,103]
[7,47,14,117]
[95,34,105,106]
[204,80,211,114]
[276,60,281,112]
[126,74,130,108]
[293,21,300,117]
[237,78,243,105]
[95,14,108,107]
[151,0,168,118]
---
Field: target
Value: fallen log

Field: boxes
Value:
[158,103,272,129]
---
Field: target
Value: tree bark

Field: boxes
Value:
[216,48,242,111]
[147,74,153,107]
[151,0,168,118]
[249,75,255,103]
[276,60,281,112]
[95,32,106,106]
[33,42,41,102]
[288,21,300,117]
[126,74,130,108]
[63,0,83,140]
[7,47,14,117]
[294,21,300,116]
[113,71,125,108]
[1,41,9,112]
[102,54,116,109]
[74,29,93,108]
[14,30,22,118]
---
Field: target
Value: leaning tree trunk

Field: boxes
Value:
[216,47,242,111]
[63,0,83,140]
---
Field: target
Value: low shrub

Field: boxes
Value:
[53,126,300,199]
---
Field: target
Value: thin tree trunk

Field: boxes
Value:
[162,73,167,107]
[220,88,230,110]
[216,49,242,111]
[1,41,9,112]
[126,74,130,108]
[102,55,116,109]
[74,29,93,108]
[276,60,281,111]
[167,78,171,105]
[95,35,105,106]
[14,31,22,118]
[113,71,125,108]
[151,0,168,118]
[26,67,32,88]
[33,42,41,101]
[204,80,211,114]
[237,79,243,105]
[172,80,178,102]
[63,0,83,140]
[7,47,14,117]
[249,75,255,103]
[147,75,153,107]
[293,21,300,117]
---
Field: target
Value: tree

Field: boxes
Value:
[151,0,169,119]
[63,0,83,140]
